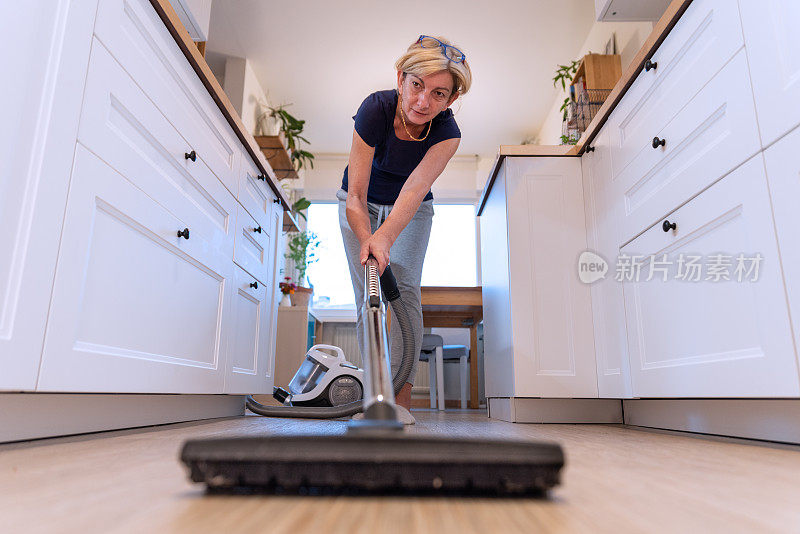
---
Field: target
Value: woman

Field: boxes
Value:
[337,35,472,412]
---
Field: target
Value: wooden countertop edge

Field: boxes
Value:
[148,0,297,230]
[477,0,693,216]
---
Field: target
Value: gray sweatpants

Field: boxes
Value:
[336,188,433,385]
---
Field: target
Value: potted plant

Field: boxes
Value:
[278,277,296,307]
[267,104,315,173]
[284,231,320,307]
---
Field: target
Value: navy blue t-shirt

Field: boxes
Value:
[341,89,461,205]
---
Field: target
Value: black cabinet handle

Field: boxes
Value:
[257,173,267,181]
[652,136,666,149]
[253,226,262,233]
[177,228,190,239]
[645,59,657,72]
[273,198,281,204]
[184,150,196,162]
[585,145,595,153]
[662,219,676,232]
[250,281,258,289]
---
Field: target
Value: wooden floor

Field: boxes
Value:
[2,409,799,533]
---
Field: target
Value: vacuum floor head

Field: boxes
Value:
[181,432,564,496]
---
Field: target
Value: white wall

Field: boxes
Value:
[222,56,277,137]
[536,20,654,145]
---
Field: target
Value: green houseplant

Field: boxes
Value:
[268,104,315,172]
[284,231,320,306]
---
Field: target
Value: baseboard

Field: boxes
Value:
[410,397,469,409]
[0,393,245,443]
[488,397,623,423]
[623,399,800,444]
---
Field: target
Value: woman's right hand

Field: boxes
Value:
[360,232,392,274]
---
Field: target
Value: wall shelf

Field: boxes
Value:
[255,135,299,180]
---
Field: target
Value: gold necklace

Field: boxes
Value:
[397,90,431,141]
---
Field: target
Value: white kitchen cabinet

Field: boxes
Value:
[595,0,671,21]
[239,148,281,233]
[79,38,238,261]
[226,189,282,394]
[621,154,798,397]
[168,0,212,41]
[94,0,240,195]
[38,145,232,393]
[225,265,275,394]
[763,125,800,374]
[582,129,633,398]
[609,0,745,178]
[0,0,98,390]
[611,49,761,246]
[738,0,800,148]
[481,157,597,399]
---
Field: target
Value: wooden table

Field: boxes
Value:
[420,286,483,409]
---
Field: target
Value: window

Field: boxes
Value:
[306,202,478,308]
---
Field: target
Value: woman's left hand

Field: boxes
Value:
[360,231,393,274]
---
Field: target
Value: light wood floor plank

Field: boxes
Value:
[2,410,799,533]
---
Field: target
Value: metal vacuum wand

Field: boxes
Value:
[350,257,403,430]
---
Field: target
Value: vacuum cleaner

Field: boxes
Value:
[180,258,565,495]
[272,344,366,408]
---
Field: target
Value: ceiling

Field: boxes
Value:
[206,0,596,159]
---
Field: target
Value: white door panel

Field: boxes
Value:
[622,155,798,397]
[506,157,598,398]
[0,0,98,390]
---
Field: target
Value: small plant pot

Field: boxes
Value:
[289,286,313,307]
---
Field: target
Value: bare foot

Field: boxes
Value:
[395,382,413,410]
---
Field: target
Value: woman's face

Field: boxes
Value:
[397,70,459,125]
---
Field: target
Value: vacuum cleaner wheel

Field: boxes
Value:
[181,433,564,496]
[327,375,363,406]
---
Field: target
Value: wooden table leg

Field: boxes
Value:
[469,322,479,409]
[315,320,324,346]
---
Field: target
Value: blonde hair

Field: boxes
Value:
[394,36,472,96]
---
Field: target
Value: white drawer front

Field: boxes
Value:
[38,146,232,393]
[225,264,275,394]
[79,39,237,259]
[238,150,278,235]
[620,154,797,397]
[94,0,239,194]
[233,203,273,286]
[739,0,800,147]
[610,0,744,177]
[612,49,760,246]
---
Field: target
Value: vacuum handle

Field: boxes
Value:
[365,256,381,308]
[309,344,346,361]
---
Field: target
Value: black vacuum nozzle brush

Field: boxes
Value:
[181,433,564,496]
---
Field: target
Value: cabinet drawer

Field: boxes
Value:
[38,145,232,393]
[238,149,279,234]
[93,0,240,194]
[611,49,760,246]
[233,203,273,286]
[620,154,797,397]
[79,39,237,259]
[610,0,744,177]
[225,264,275,394]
